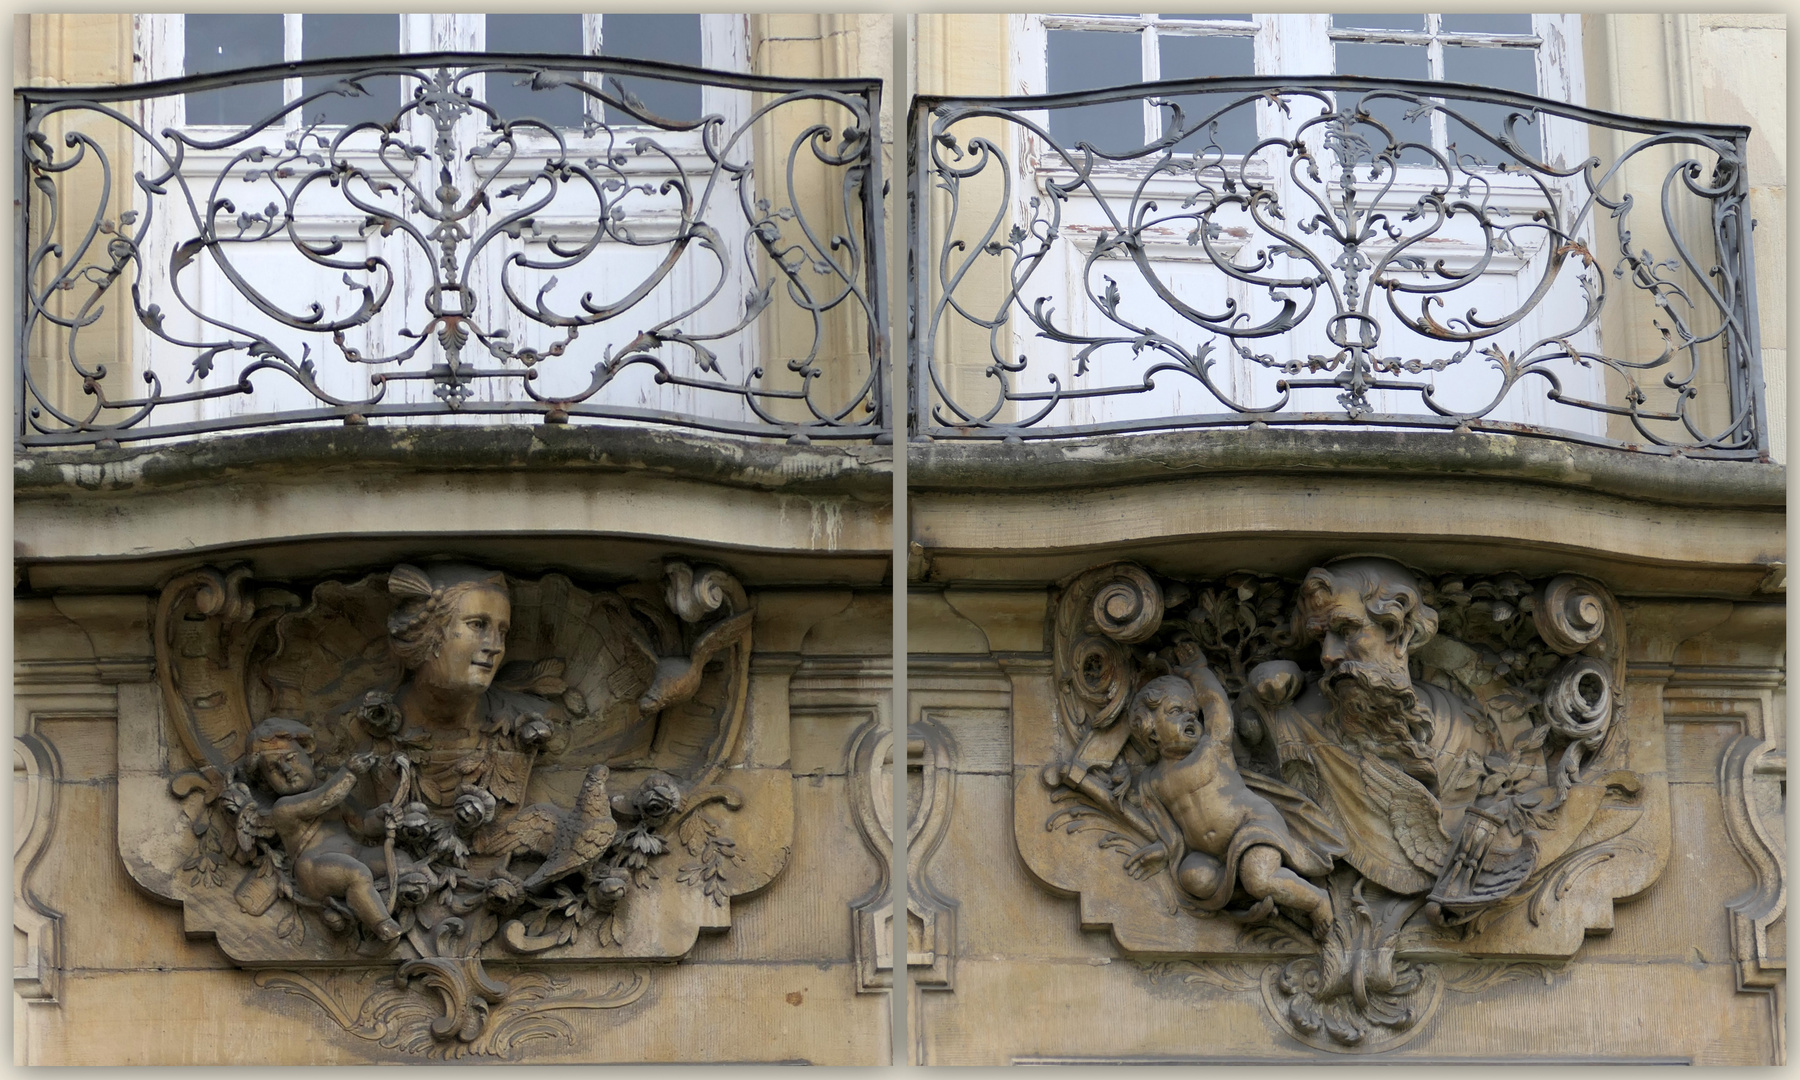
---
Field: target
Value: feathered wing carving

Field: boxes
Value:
[1359,753,1453,875]
[155,566,296,771]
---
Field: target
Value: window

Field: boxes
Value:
[155,15,720,130]
[128,15,758,429]
[1029,14,1579,161]
[992,14,1597,435]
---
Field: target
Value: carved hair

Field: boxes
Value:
[1127,675,1199,751]
[246,716,315,757]
[1296,557,1438,653]
[385,563,510,669]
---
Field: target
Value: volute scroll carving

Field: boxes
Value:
[1024,556,1661,1053]
[128,557,786,1058]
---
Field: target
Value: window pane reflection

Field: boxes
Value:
[1047,29,1146,156]
[300,15,402,128]
[184,14,283,126]
[486,14,586,130]
[1443,45,1541,161]
[1159,34,1256,154]
[1334,42,1432,165]
[602,15,704,125]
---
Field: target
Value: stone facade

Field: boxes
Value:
[13,11,1787,1068]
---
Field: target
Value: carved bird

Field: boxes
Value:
[472,763,617,891]
[619,610,754,715]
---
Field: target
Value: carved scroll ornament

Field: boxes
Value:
[1023,558,1663,1053]
[124,558,785,1058]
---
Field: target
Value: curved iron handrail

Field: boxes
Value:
[908,75,1767,458]
[17,53,889,445]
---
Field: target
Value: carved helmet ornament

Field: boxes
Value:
[129,559,781,1057]
[1031,558,1660,1053]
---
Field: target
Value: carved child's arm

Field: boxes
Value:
[1171,643,1234,743]
[276,753,380,821]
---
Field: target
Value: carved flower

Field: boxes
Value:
[394,868,435,907]
[356,690,404,738]
[586,871,630,910]
[516,714,554,751]
[452,785,498,832]
[485,872,524,908]
[632,774,682,824]
[218,781,256,817]
[395,801,434,844]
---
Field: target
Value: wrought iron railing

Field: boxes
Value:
[18,54,888,445]
[909,76,1768,458]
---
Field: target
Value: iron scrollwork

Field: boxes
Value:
[911,75,1766,457]
[20,53,887,444]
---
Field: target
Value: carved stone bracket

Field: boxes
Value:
[14,732,64,1002]
[120,557,789,1058]
[1721,733,1786,990]
[1019,557,1665,1053]
[849,714,958,991]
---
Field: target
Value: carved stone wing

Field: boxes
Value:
[1359,753,1453,876]
[155,567,299,771]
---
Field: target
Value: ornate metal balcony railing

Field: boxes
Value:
[18,54,887,446]
[909,76,1768,458]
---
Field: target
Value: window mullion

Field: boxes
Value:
[1141,26,1160,144]
[282,13,302,125]
[1427,35,1446,152]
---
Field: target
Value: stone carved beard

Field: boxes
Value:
[1321,659,1433,767]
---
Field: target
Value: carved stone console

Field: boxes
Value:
[1017,557,1665,1053]
[120,558,789,1058]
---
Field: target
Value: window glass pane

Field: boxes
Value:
[184,14,283,126]
[1443,45,1542,161]
[1046,29,1147,156]
[300,15,402,128]
[1442,15,1535,36]
[485,14,586,130]
[601,15,704,125]
[1333,43,1432,165]
[1159,34,1256,154]
[1330,14,1425,33]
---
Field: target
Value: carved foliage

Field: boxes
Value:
[136,558,781,1057]
[1036,558,1655,1052]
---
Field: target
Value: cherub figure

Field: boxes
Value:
[1122,656,1338,935]
[245,718,421,942]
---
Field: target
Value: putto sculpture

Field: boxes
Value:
[129,558,781,1057]
[1032,557,1658,1052]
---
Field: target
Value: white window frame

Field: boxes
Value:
[1017,14,1584,168]
[135,14,749,138]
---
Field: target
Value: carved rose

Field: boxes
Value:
[633,774,682,823]
[394,868,436,907]
[395,801,434,844]
[453,786,498,832]
[219,781,256,817]
[485,872,524,908]
[356,690,404,738]
[516,714,554,751]
[587,871,630,910]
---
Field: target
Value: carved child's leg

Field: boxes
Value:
[1173,850,1226,900]
[298,852,403,941]
[1239,845,1332,934]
